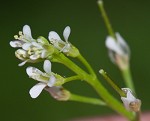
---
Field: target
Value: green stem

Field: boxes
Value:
[69,93,106,106]
[53,53,89,79]
[87,77,134,120]
[99,69,126,97]
[97,0,116,39]
[52,54,134,120]
[77,54,96,78]
[64,75,81,83]
[121,67,135,94]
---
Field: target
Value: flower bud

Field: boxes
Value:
[45,86,70,101]
[121,88,141,112]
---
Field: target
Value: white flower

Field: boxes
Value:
[106,32,130,56]
[10,25,49,66]
[10,25,35,47]
[105,33,130,70]
[48,26,71,53]
[121,88,141,112]
[26,60,56,98]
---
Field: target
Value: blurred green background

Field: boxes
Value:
[1,0,150,121]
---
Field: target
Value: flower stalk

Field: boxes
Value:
[77,54,97,78]
[122,67,135,93]
[69,93,106,106]
[97,0,115,39]
[50,52,135,120]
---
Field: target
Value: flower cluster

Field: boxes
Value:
[10,25,80,66]
[10,25,52,66]
[9,25,75,100]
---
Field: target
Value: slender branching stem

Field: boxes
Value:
[52,53,135,121]
[77,53,97,78]
[69,94,106,106]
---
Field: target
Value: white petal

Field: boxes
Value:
[108,50,116,63]
[63,26,71,42]
[45,86,62,99]
[116,32,130,55]
[116,33,127,47]
[41,50,48,58]
[126,91,136,101]
[48,31,61,41]
[43,60,51,74]
[47,75,56,87]
[105,36,123,55]
[10,41,23,48]
[23,25,32,38]
[29,82,47,98]
[17,49,26,55]
[18,60,28,66]
[30,54,39,60]
[121,97,130,110]
[26,67,35,76]
[22,43,32,50]
[26,67,43,77]
[31,42,43,48]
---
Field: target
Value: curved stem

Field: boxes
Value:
[69,93,106,106]
[77,54,97,78]
[52,54,135,120]
[53,53,89,79]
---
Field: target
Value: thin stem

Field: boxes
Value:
[87,77,134,120]
[97,0,116,39]
[64,75,81,83]
[69,93,106,106]
[98,0,135,94]
[99,69,126,97]
[121,67,135,94]
[52,54,134,120]
[77,54,97,78]
[53,53,89,79]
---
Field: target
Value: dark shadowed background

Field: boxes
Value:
[1,0,150,121]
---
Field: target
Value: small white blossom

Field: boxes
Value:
[121,88,141,112]
[26,60,56,98]
[10,25,50,66]
[105,33,130,70]
[48,26,71,53]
